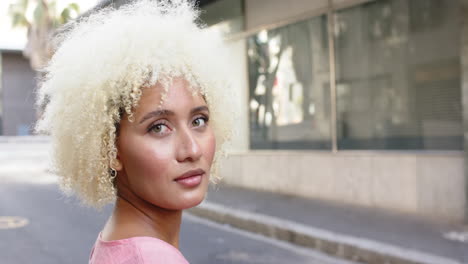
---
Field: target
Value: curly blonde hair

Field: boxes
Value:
[35,0,233,208]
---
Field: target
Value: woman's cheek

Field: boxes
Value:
[123,137,172,180]
[205,131,216,164]
[140,139,174,173]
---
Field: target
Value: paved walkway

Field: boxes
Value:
[3,137,467,263]
[189,184,468,264]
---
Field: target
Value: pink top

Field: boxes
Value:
[89,233,189,264]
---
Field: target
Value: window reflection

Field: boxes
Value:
[334,0,462,150]
[248,16,331,149]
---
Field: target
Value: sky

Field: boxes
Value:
[0,0,98,50]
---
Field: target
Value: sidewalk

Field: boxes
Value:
[188,184,468,264]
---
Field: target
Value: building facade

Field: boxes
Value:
[0,50,37,136]
[200,0,467,223]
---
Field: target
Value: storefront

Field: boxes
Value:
[203,0,466,223]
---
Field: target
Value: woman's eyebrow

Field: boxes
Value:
[190,106,209,115]
[139,106,209,124]
[139,109,175,124]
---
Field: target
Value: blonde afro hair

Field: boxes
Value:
[35,0,234,208]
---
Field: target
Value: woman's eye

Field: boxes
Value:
[150,123,170,134]
[193,117,208,127]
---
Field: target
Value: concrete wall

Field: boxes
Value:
[1,52,37,135]
[220,151,466,223]
[223,38,249,152]
[245,0,328,31]
[244,0,375,31]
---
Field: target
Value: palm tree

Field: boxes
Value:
[9,0,80,70]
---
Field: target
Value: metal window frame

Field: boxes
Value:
[0,52,2,135]
[327,0,338,152]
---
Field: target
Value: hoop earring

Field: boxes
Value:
[110,168,117,177]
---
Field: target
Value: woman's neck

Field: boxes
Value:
[102,183,183,249]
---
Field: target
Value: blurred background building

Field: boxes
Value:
[0,48,36,135]
[204,0,468,224]
[1,0,467,224]
[0,0,96,135]
[241,0,462,152]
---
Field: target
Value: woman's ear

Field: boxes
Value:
[112,158,123,171]
[113,139,123,171]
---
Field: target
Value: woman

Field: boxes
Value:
[35,0,233,263]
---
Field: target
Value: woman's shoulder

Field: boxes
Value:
[89,233,189,264]
[134,236,189,264]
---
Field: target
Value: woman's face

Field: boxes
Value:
[115,78,215,210]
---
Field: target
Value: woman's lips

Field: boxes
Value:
[175,174,203,187]
[174,169,205,188]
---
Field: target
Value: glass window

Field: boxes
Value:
[248,16,331,149]
[200,0,244,35]
[334,0,462,150]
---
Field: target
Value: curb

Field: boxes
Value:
[0,136,50,143]
[188,202,463,264]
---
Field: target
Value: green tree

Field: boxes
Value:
[9,0,80,70]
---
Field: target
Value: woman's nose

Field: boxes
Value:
[176,127,202,162]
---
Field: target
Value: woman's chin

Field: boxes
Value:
[178,179,209,209]
[179,193,206,210]
[164,180,209,210]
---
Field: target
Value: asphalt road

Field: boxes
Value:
[0,141,359,264]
